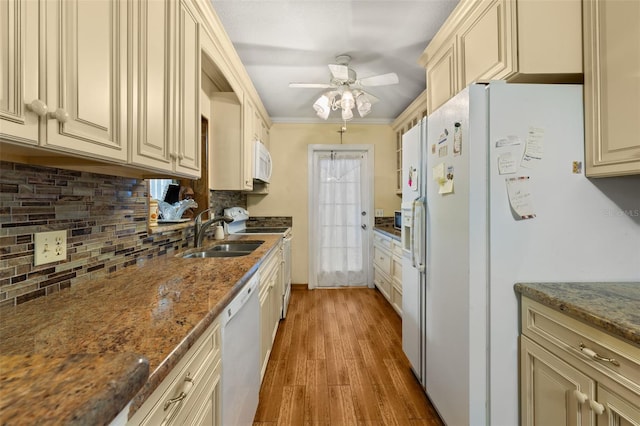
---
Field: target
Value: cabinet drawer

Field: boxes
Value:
[130,318,221,425]
[373,245,391,276]
[391,240,403,258]
[373,232,392,250]
[522,298,640,389]
[374,266,391,300]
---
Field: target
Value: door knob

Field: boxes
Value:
[361,224,367,230]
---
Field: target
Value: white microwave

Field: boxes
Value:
[253,140,272,183]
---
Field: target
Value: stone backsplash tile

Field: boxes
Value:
[0,161,246,307]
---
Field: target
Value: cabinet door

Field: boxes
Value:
[44,0,128,162]
[242,97,255,190]
[129,0,172,171]
[426,37,457,114]
[521,337,595,426]
[259,283,271,379]
[584,0,640,176]
[174,0,201,177]
[458,0,514,85]
[596,385,640,426]
[0,0,40,145]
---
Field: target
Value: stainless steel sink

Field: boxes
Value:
[180,241,264,258]
[209,242,263,252]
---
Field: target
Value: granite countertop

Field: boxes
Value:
[514,282,640,346]
[0,234,282,424]
[374,225,401,241]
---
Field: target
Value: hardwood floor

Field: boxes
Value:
[253,287,444,426]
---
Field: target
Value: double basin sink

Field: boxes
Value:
[181,241,264,258]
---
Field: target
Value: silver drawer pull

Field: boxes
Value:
[579,343,620,367]
[163,374,194,411]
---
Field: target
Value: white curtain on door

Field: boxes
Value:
[316,152,366,287]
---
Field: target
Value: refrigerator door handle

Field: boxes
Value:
[414,198,426,273]
[410,199,417,268]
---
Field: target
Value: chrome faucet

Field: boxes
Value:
[193,209,234,248]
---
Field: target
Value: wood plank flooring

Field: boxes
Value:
[253,287,444,426]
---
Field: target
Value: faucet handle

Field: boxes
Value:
[195,208,211,223]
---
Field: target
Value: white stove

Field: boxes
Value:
[224,207,293,318]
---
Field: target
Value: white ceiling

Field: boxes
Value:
[209,0,459,124]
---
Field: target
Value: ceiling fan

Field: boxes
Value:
[288,55,399,120]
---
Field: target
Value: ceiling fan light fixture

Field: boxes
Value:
[356,92,372,117]
[313,94,331,120]
[340,89,355,111]
[341,107,353,121]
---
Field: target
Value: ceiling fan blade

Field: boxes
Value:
[328,64,349,81]
[289,82,334,88]
[358,72,399,87]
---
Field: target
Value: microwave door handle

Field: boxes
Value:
[265,149,273,182]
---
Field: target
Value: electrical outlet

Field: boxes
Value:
[375,209,384,217]
[34,230,67,266]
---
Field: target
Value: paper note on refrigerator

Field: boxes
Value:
[521,127,545,168]
[505,176,536,220]
[498,152,518,174]
[432,163,446,182]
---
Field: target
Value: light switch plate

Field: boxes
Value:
[375,209,384,217]
[34,230,67,266]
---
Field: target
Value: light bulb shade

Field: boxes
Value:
[313,94,330,120]
[356,93,372,117]
[340,90,355,111]
[341,107,353,121]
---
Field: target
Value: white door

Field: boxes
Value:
[308,145,373,289]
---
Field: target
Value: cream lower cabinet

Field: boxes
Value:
[520,297,640,426]
[127,316,222,426]
[259,243,283,380]
[373,230,402,316]
[583,0,640,177]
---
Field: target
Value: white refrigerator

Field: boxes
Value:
[407,82,640,426]
[401,118,427,386]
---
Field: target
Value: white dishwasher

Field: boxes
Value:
[221,273,260,426]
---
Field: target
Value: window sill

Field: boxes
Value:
[147,220,193,235]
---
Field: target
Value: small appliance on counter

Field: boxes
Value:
[394,211,402,231]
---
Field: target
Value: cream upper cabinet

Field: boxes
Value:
[242,96,256,190]
[421,0,582,114]
[43,0,128,162]
[583,0,640,177]
[426,37,458,114]
[129,0,173,172]
[208,91,255,191]
[129,0,201,178]
[173,0,201,177]
[0,0,40,145]
[392,90,427,194]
